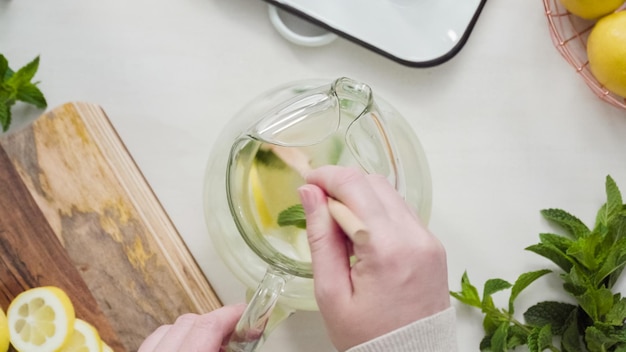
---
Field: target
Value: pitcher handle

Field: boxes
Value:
[222,268,291,352]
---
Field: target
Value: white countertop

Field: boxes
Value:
[2,0,626,350]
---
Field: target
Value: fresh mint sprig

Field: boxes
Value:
[0,54,47,132]
[451,175,626,352]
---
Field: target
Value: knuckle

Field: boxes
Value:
[174,313,199,327]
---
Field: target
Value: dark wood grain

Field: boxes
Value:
[0,103,222,351]
[0,145,124,351]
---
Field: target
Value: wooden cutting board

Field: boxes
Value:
[0,102,222,351]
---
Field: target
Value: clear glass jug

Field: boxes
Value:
[203,77,432,351]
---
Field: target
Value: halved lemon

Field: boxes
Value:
[0,307,9,352]
[59,319,102,352]
[7,286,75,352]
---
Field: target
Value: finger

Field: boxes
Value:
[177,304,246,351]
[151,314,198,352]
[298,184,352,301]
[137,325,172,352]
[305,165,388,221]
[365,174,425,225]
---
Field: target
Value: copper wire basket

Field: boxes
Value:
[543,0,626,109]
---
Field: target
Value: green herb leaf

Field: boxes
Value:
[482,278,512,306]
[450,271,482,308]
[541,208,590,239]
[254,148,287,169]
[277,204,306,229]
[595,175,623,229]
[0,54,46,132]
[605,297,626,326]
[490,322,509,352]
[5,55,40,90]
[561,309,584,352]
[526,242,574,272]
[0,55,8,80]
[577,287,614,321]
[509,269,551,314]
[453,176,626,351]
[524,301,577,335]
[537,324,553,351]
[0,98,11,131]
[16,83,46,108]
[527,327,539,352]
[585,325,620,351]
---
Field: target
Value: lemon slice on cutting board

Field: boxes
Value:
[0,308,9,352]
[7,286,76,352]
[60,319,102,352]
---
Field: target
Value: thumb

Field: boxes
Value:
[298,185,351,298]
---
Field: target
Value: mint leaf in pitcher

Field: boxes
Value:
[277,204,306,229]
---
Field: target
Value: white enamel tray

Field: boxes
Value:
[264,0,488,67]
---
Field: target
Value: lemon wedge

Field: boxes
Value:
[7,286,76,352]
[250,153,304,229]
[0,307,9,352]
[60,319,102,352]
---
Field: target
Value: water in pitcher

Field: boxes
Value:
[227,111,370,267]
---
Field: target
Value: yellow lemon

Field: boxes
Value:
[588,11,626,98]
[101,342,113,352]
[559,0,624,19]
[7,286,75,352]
[249,163,274,228]
[0,308,9,352]
[59,319,102,352]
[250,150,303,229]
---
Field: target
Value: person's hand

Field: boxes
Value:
[298,165,450,352]
[138,304,245,352]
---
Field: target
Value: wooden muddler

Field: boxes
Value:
[270,145,369,243]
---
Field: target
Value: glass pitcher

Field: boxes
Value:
[203,77,432,351]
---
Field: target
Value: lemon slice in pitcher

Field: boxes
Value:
[7,286,75,352]
[60,319,102,352]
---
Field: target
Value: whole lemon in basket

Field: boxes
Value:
[559,0,624,19]
[587,11,626,98]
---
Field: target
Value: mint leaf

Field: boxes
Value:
[527,327,539,352]
[567,231,603,271]
[585,325,620,351]
[541,208,590,239]
[0,55,47,132]
[483,278,511,306]
[0,98,11,131]
[605,297,626,326]
[561,309,584,352]
[509,269,551,313]
[277,204,306,229]
[450,271,481,308]
[596,175,623,228]
[490,322,509,352]
[524,301,577,334]
[537,324,553,351]
[577,287,614,321]
[15,83,46,108]
[506,325,528,349]
[254,148,287,169]
[539,233,574,253]
[6,55,40,90]
[0,55,8,80]
[526,242,574,272]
